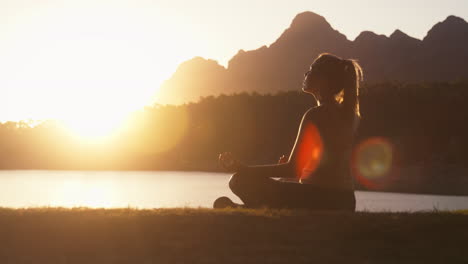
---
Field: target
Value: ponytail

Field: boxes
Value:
[342,59,363,118]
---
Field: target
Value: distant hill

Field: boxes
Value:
[156,12,468,105]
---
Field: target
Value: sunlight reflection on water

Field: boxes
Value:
[0,170,467,212]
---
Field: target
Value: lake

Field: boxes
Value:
[0,170,467,212]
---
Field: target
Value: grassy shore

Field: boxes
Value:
[0,208,467,264]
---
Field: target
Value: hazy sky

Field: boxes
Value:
[0,0,466,130]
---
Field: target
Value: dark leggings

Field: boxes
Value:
[229,166,356,211]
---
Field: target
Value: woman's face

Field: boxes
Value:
[302,67,322,99]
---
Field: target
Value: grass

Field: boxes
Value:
[0,207,467,263]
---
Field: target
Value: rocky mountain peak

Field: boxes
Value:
[390,29,407,39]
[289,11,329,30]
[389,29,421,46]
[354,31,387,44]
[424,15,468,42]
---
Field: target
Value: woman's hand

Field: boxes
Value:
[218,152,245,172]
[278,155,289,164]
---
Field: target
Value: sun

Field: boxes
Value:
[1,19,171,136]
[56,88,142,142]
[62,115,125,141]
[1,32,167,141]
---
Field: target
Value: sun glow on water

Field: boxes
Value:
[54,177,119,208]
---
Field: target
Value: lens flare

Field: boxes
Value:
[125,106,190,155]
[295,123,323,180]
[352,137,395,189]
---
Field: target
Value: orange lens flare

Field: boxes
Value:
[352,137,395,190]
[295,124,323,180]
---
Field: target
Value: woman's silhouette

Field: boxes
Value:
[216,53,363,211]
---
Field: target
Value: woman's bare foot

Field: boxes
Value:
[213,196,244,209]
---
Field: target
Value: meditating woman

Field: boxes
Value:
[216,53,363,211]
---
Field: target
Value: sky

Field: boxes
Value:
[0,0,466,134]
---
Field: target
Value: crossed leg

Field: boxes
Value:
[228,166,355,211]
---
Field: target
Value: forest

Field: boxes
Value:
[1,81,467,194]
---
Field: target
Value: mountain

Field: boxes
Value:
[352,29,422,82]
[227,12,351,94]
[156,57,228,105]
[156,12,468,105]
[415,15,468,81]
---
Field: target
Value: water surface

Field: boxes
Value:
[1,170,467,212]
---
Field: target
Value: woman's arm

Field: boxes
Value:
[285,108,322,178]
[219,151,293,178]
[219,108,317,179]
[288,108,314,163]
[241,162,293,178]
[242,108,318,179]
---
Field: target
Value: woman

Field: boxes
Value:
[215,53,363,211]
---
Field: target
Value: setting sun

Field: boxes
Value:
[3,31,167,138]
[0,1,194,139]
[62,115,124,141]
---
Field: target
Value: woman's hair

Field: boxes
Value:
[308,53,363,117]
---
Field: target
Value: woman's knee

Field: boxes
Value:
[229,170,267,194]
[229,172,244,194]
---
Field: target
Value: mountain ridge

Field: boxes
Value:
[156,12,468,105]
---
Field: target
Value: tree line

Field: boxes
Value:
[1,81,467,194]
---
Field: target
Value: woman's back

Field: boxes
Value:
[299,103,358,190]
